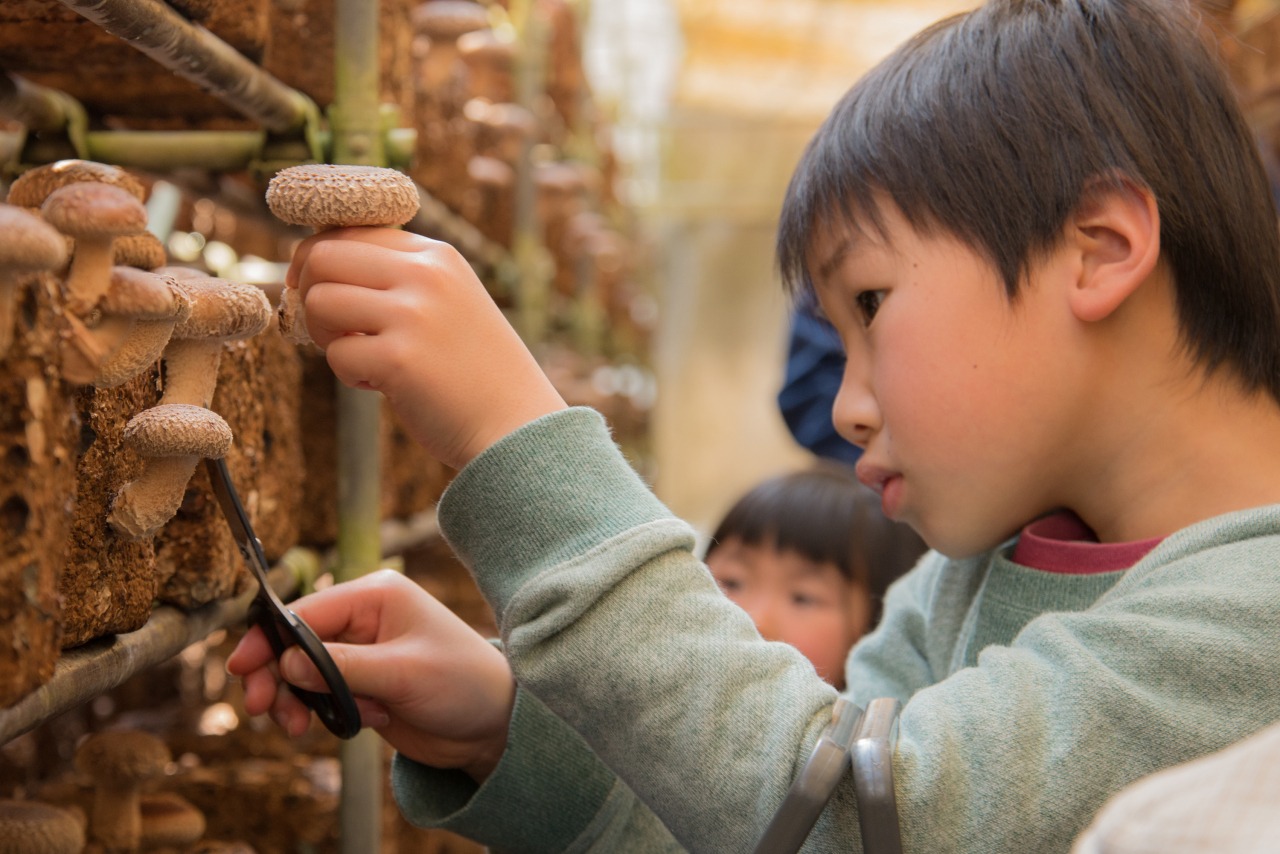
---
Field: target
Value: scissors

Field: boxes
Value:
[206,457,363,739]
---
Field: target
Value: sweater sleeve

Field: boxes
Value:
[414,407,1280,854]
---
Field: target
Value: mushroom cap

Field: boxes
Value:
[458,29,515,67]
[165,275,272,342]
[412,1,491,40]
[0,204,69,273]
[7,159,146,209]
[41,183,149,241]
[113,231,167,270]
[467,155,515,188]
[138,792,206,848]
[266,164,421,229]
[74,730,171,784]
[0,800,85,854]
[100,267,188,320]
[122,403,234,459]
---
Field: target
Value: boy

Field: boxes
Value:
[228,0,1280,850]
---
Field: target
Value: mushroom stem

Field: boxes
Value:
[109,455,203,540]
[90,781,144,852]
[63,240,114,315]
[160,337,223,407]
[60,312,112,385]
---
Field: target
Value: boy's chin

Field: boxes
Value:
[919,522,1021,561]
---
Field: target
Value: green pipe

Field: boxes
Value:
[510,0,552,345]
[331,0,386,850]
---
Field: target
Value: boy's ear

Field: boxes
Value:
[1067,177,1160,323]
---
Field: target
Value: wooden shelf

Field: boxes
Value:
[0,563,299,745]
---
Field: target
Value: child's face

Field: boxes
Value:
[707,538,868,688]
[811,202,1083,557]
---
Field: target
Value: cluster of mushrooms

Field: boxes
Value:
[0,729,255,853]
[0,159,272,542]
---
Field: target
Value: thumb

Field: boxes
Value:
[280,642,396,702]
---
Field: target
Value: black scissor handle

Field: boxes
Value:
[249,597,363,739]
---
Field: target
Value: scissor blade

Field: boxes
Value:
[204,457,271,583]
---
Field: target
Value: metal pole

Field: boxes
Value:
[331,0,384,850]
[53,0,316,133]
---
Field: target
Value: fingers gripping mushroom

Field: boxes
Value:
[75,730,171,852]
[0,800,85,854]
[0,204,68,359]
[41,182,149,317]
[107,276,269,540]
[265,164,420,345]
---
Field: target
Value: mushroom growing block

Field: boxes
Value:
[0,220,77,703]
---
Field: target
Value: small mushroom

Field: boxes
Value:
[80,268,192,388]
[138,792,206,850]
[265,165,421,345]
[6,159,146,210]
[113,231,167,270]
[151,273,272,408]
[108,403,234,540]
[0,204,68,358]
[457,28,516,103]
[75,730,171,852]
[0,799,85,854]
[42,183,149,315]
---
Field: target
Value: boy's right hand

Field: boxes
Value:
[226,570,516,782]
[286,227,568,470]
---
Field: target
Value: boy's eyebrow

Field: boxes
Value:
[815,238,852,283]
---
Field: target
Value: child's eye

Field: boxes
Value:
[854,290,885,325]
[716,577,743,594]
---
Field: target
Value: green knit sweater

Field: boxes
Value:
[391,408,1280,853]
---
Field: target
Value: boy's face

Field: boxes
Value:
[706,537,867,688]
[810,202,1084,557]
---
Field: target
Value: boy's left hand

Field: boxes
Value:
[287,227,567,470]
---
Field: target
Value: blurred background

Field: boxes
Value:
[586,0,980,531]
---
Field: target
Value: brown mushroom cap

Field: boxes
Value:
[41,183,149,243]
[113,231,167,270]
[99,267,185,319]
[458,28,515,68]
[265,164,420,229]
[75,731,171,784]
[138,792,206,848]
[412,1,491,40]
[122,403,234,459]
[0,799,85,854]
[167,275,272,342]
[0,204,69,274]
[7,159,146,209]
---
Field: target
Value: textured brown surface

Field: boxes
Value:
[154,325,300,609]
[0,273,76,706]
[0,0,271,127]
[263,0,416,122]
[61,370,161,648]
[298,352,451,548]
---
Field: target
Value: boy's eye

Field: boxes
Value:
[854,290,885,325]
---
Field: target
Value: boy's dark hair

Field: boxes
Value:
[705,463,926,624]
[777,0,1280,403]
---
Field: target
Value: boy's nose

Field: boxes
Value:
[832,357,879,448]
